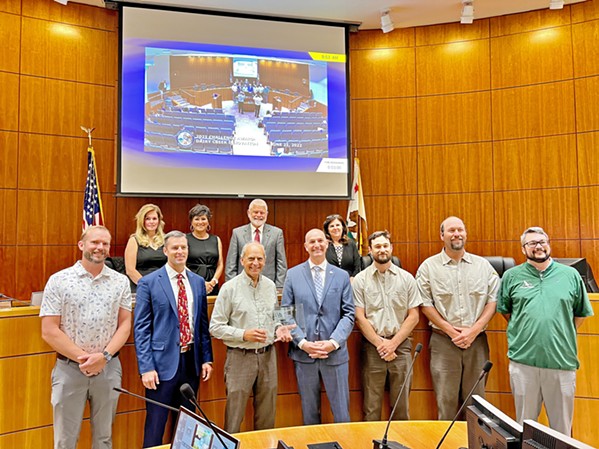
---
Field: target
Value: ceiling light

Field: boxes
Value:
[549,0,564,9]
[380,8,395,33]
[461,0,474,24]
[54,0,68,4]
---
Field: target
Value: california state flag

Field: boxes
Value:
[346,158,368,255]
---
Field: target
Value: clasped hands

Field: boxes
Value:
[77,352,106,377]
[377,337,398,362]
[450,326,478,350]
[302,340,336,359]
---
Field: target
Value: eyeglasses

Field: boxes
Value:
[522,240,549,248]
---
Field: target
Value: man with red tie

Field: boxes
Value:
[134,230,214,448]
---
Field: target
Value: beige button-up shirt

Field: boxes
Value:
[416,250,499,329]
[353,263,423,337]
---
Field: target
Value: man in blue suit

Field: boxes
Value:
[134,230,214,448]
[281,228,355,425]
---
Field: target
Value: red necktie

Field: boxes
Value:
[176,274,192,347]
[254,228,260,243]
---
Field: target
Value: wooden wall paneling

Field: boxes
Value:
[485,392,516,419]
[0,247,17,298]
[0,11,20,73]
[490,26,573,89]
[493,188,580,241]
[417,142,494,194]
[487,313,507,332]
[493,135,578,191]
[417,192,495,242]
[0,426,54,449]
[572,20,599,77]
[0,131,18,189]
[14,245,80,299]
[577,336,599,398]
[18,135,115,194]
[19,76,115,139]
[351,98,417,148]
[577,300,599,334]
[198,338,227,401]
[364,195,418,244]
[17,190,99,245]
[415,20,490,46]
[284,243,308,271]
[416,92,492,145]
[274,394,304,428]
[572,398,599,447]
[409,390,438,420]
[21,0,117,31]
[577,131,599,187]
[357,147,418,196]
[486,331,510,392]
[579,186,599,238]
[349,28,415,51]
[20,17,117,85]
[350,47,415,99]
[0,189,17,246]
[0,314,51,358]
[415,39,490,95]
[0,0,20,14]
[492,81,576,140]
[0,353,55,434]
[390,242,420,275]
[581,241,599,280]
[0,72,19,131]
[571,0,599,23]
[111,411,145,449]
[575,75,599,132]
[489,7,571,37]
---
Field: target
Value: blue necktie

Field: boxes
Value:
[313,266,323,303]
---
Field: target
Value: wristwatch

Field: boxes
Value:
[103,350,113,362]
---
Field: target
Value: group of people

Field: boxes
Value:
[39,201,593,449]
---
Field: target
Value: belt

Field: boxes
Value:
[57,351,119,363]
[181,343,193,354]
[229,345,272,354]
[431,328,485,338]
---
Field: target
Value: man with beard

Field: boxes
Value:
[416,216,499,420]
[225,199,287,288]
[352,231,422,421]
[497,226,593,436]
[40,226,132,449]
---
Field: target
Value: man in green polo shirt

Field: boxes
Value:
[497,226,593,436]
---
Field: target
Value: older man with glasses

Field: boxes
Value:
[497,226,594,436]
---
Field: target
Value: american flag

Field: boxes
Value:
[82,146,104,231]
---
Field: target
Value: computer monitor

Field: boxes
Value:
[522,420,594,449]
[466,395,522,449]
[171,406,240,449]
[553,258,599,293]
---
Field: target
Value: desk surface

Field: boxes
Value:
[155,420,467,449]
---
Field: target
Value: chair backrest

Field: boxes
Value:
[105,256,126,275]
[482,256,516,278]
[361,254,402,270]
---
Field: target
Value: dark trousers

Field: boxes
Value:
[142,350,198,448]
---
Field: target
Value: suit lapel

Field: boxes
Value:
[243,224,252,243]
[302,262,319,303]
[261,224,271,247]
[321,265,335,301]
[158,268,178,316]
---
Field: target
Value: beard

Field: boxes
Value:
[450,238,464,251]
[373,252,392,264]
[83,249,107,264]
[526,249,551,263]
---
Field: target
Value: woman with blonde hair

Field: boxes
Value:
[124,203,167,290]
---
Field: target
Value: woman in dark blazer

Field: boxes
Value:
[323,214,361,280]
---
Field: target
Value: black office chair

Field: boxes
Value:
[482,256,516,278]
[361,254,402,270]
[105,256,126,275]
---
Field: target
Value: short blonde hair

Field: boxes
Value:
[133,204,165,248]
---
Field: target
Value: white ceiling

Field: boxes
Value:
[76,0,586,30]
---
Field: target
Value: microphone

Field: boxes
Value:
[113,386,178,412]
[180,383,228,449]
[434,360,493,449]
[374,342,424,449]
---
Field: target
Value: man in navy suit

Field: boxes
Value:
[225,198,287,288]
[134,230,214,448]
[281,228,355,425]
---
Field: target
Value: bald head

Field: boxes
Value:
[440,216,467,253]
[304,228,328,264]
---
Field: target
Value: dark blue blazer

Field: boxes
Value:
[134,265,213,381]
[281,261,355,365]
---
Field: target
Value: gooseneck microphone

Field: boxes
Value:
[434,360,493,449]
[374,342,424,449]
[113,386,178,412]
[180,383,228,449]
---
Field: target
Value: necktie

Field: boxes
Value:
[313,266,323,302]
[177,274,192,347]
[254,228,260,243]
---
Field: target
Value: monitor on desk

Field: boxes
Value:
[553,258,599,293]
[171,407,239,449]
[522,420,594,449]
[466,395,522,449]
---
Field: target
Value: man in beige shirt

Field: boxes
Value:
[353,231,422,421]
[416,216,498,420]
[210,242,293,433]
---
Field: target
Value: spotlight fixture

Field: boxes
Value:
[54,0,69,4]
[380,8,395,33]
[549,0,564,9]
[461,0,474,24]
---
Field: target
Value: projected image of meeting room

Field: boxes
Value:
[144,48,329,158]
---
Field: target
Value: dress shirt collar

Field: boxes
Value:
[367,261,400,277]
[241,270,262,287]
[308,259,328,272]
[165,263,189,280]
[440,249,473,265]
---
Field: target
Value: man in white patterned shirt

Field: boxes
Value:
[40,225,132,449]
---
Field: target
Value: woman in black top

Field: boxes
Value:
[323,214,361,280]
[124,203,167,291]
[186,204,223,295]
